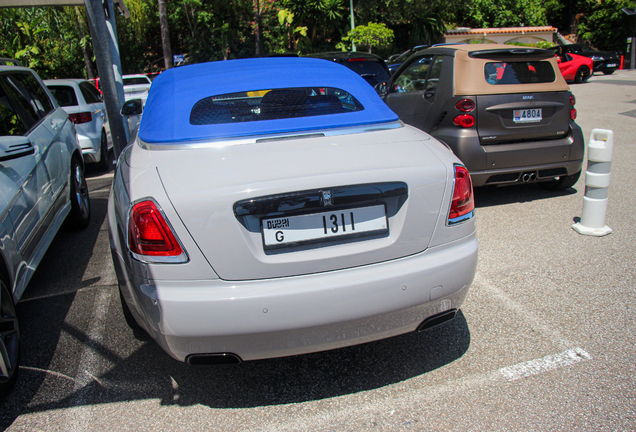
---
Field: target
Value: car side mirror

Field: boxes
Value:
[121,99,143,116]
[0,136,35,163]
[374,82,388,96]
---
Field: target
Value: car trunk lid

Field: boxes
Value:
[151,127,450,281]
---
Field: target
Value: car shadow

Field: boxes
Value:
[0,191,108,429]
[474,183,579,208]
[45,312,467,410]
[5,300,470,418]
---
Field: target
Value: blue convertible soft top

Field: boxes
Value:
[138,57,398,143]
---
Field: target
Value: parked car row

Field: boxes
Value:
[0,60,90,398]
[550,43,621,75]
[1,43,592,396]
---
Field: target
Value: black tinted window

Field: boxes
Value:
[485,62,556,85]
[47,85,78,107]
[123,77,150,86]
[1,73,50,131]
[0,80,27,135]
[79,81,101,104]
[191,87,363,125]
[342,61,390,86]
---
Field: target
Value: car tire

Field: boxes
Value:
[0,275,20,400]
[539,170,581,191]
[602,69,615,75]
[95,130,109,171]
[119,289,151,341]
[65,157,91,229]
[574,66,591,83]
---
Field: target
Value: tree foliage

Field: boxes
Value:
[341,22,394,53]
[1,0,634,78]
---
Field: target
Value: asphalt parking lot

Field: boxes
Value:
[1,70,635,431]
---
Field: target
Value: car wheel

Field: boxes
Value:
[95,130,109,171]
[574,66,590,83]
[0,276,19,399]
[539,170,581,191]
[602,69,615,75]
[65,157,91,229]
[119,289,151,341]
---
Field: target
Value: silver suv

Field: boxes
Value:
[0,59,90,398]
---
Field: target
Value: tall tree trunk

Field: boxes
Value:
[253,0,261,56]
[75,7,95,80]
[158,0,173,69]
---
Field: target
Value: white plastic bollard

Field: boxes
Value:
[572,129,614,236]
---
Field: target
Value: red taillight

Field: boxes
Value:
[570,108,577,120]
[570,94,576,106]
[346,58,366,62]
[128,201,183,257]
[448,165,474,224]
[455,99,475,112]
[453,114,475,128]
[68,112,92,124]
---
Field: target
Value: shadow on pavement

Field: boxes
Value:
[474,183,578,208]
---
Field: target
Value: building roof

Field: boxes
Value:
[445,26,557,36]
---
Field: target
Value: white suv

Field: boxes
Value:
[0,59,90,398]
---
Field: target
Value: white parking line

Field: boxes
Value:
[499,347,592,381]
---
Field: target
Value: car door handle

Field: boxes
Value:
[424,88,436,99]
[50,117,65,130]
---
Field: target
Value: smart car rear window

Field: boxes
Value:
[190,87,364,125]
[484,62,556,85]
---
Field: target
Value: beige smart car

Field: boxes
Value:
[378,44,585,190]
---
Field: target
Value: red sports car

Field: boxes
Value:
[556,52,594,83]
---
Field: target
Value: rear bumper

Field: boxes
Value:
[592,60,619,73]
[469,160,583,187]
[77,133,101,163]
[434,124,585,187]
[113,231,478,362]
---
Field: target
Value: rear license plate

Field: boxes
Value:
[606,63,617,68]
[513,108,542,123]
[262,204,387,247]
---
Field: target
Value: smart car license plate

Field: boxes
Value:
[513,108,542,123]
[262,205,388,247]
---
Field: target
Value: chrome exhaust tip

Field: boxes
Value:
[416,309,458,331]
[521,172,537,182]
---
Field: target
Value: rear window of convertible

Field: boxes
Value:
[484,61,556,85]
[190,87,364,125]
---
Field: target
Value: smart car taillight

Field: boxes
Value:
[128,200,184,257]
[455,99,475,112]
[570,94,577,120]
[453,114,475,128]
[448,165,474,225]
[69,112,92,124]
